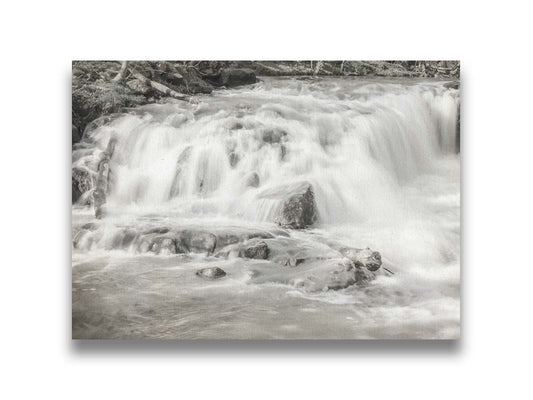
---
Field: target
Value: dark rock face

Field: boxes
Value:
[72,166,93,204]
[173,65,214,94]
[340,247,382,271]
[219,68,257,87]
[72,125,81,145]
[196,267,226,280]
[240,240,270,259]
[276,183,316,229]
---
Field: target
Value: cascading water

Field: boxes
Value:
[72,77,460,339]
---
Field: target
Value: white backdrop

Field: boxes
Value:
[1,1,532,398]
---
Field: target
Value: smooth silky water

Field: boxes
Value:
[72,77,460,339]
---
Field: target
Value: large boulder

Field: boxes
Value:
[219,68,257,87]
[177,230,217,255]
[260,182,316,229]
[72,166,93,204]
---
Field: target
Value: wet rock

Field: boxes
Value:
[72,166,93,204]
[177,230,217,254]
[150,236,178,255]
[275,182,316,229]
[214,233,241,251]
[214,244,239,259]
[340,247,382,271]
[292,258,357,292]
[354,267,376,285]
[219,68,257,87]
[240,240,270,260]
[72,229,102,250]
[196,267,226,280]
[245,172,260,188]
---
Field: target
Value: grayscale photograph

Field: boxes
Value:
[71,61,460,339]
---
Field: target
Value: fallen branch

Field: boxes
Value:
[130,70,189,100]
[383,267,395,275]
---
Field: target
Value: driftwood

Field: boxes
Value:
[130,71,189,100]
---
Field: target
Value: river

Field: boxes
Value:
[72,76,460,339]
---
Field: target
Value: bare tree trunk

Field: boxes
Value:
[314,61,323,76]
[340,61,345,74]
[112,61,129,82]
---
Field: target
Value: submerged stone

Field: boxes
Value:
[291,257,377,292]
[196,267,227,280]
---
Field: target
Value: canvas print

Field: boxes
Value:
[72,61,460,339]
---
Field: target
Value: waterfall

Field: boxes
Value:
[73,78,459,227]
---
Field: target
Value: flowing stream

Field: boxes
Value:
[72,77,460,339]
